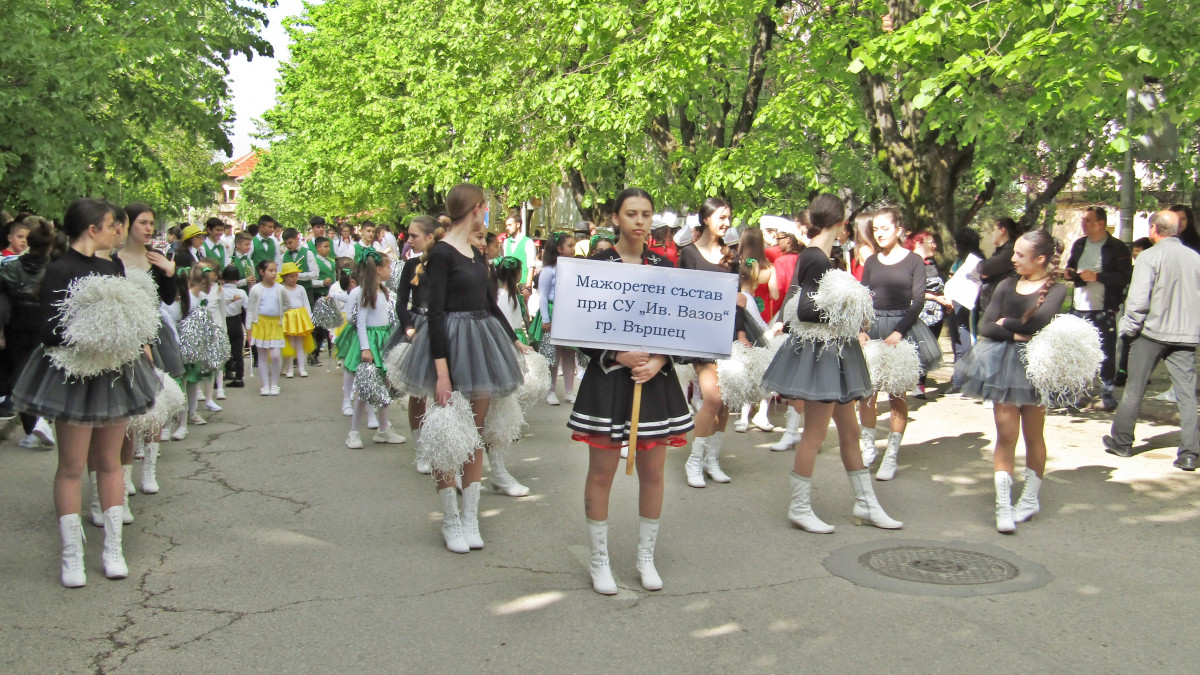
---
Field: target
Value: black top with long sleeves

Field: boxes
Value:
[978,277,1068,342]
[860,251,924,334]
[39,248,121,347]
[425,241,515,359]
[396,256,426,331]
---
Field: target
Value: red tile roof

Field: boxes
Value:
[225,151,261,178]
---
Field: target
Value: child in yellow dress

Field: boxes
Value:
[278,261,315,378]
[246,261,289,395]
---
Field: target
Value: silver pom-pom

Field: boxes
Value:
[718,342,773,408]
[516,351,552,411]
[383,342,410,394]
[482,394,525,447]
[862,339,920,396]
[1024,313,1103,407]
[46,275,161,378]
[674,362,696,386]
[124,268,160,311]
[128,370,184,437]
[178,307,227,372]
[537,336,558,371]
[354,362,393,408]
[811,269,875,341]
[417,391,482,476]
[312,296,344,330]
[384,258,404,297]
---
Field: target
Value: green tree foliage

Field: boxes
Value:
[0,0,274,216]
[245,0,1200,245]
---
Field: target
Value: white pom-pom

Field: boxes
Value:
[482,395,525,447]
[383,342,410,394]
[862,339,920,396]
[811,269,875,340]
[515,351,551,410]
[128,370,184,437]
[674,362,696,386]
[124,268,160,310]
[718,342,773,408]
[46,275,160,378]
[1025,313,1103,407]
[417,391,482,476]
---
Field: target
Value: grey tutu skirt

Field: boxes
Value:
[394,310,524,400]
[869,309,944,374]
[151,320,184,379]
[761,335,872,403]
[12,347,161,426]
[955,338,1040,406]
[384,312,426,356]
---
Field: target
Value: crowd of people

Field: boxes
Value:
[2,189,1198,594]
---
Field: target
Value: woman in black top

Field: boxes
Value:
[857,208,943,481]
[955,230,1067,533]
[568,187,693,594]
[393,184,529,555]
[677,197,744,488]
[0,216,57,447]
[12,198,159,587]
[761,194,901,533]
[977,217,1021,314]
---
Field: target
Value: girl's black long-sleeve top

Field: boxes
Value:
[860,251,924,334]
[396,256,425,331]
[39,248,121,347]
[792,247,834,323]
[978,277,1068,342]
[425,241,515,359]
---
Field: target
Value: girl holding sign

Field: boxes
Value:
[760,194,902,533]
[677,197,745,488]
[392,183,529,554]
[568,187,694,595]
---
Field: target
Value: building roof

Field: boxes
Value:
[225,151,261,178]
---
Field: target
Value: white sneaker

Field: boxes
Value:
[196,390,206,402]
[214,389,227,401]
[733,419,749,433]
[565,391,576,403]
[285,369,294,379]
[346,431,364,449]
[18,434,39,448]
[1155,388,1177,402]
[269,386,280,396]
[204,400,223,412]
[189,413,207,425]
[33,419,56,447]
[299,370,308,378]
[171,427,188,441]
[260,386,271,396]
[373,428,407,444]
[546,392,560,406]
[367,409,379,429]
[342,403,354,416]
[159,426,172,442]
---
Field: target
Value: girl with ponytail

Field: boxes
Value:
[955,228,1066,533]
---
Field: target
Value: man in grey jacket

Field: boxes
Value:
[1104,211,1200,470]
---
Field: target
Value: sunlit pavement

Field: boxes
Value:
[1,363,1197,673]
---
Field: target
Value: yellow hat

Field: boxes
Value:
[279,261,302,277]
[181,224,204,242]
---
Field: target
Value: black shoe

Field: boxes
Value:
[228,379,245,388]
[1174,454,1198,471]
[1103,435,1135,458]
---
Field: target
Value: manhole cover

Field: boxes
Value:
[859,546,1019,585]
[823,539,1052,597]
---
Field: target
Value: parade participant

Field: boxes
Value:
[568,187,693,593]
[202,218,228,270]
[903,232,951,398]
[201,263,228,408]
[733,226,777,433]
[761,193,901,534]
[494,256,529,345]
[277,261,315,379]
[333,223,356,258]
[12,198,160,586]
[531,231,577,404]
[1,219,28,256]
[339,248,406,449]
[857,208,943,481]
[281,228,320,294]
[393,183,528,554]
[502,211,537,285]
[251,216,281,270]
[220,266,248,388]
[850,212,876,281]
[230,232,256,287]
[354,222,379,260]
[306,216,327,256]
[307,236,336,366]
[172,266,225,438]
[955,229,1067,532]
[246,260,287,396]
[173,222,206,270]
[678,197,744,487]
[978,217,1021,315]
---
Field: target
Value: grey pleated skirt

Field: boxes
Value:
[151,320,184,379]
[869,309,944,374]
[955,338,1041,406]
[394,310,524,400]
[761,335,872,404]
[13,347,161,426]
[384,311,426,356]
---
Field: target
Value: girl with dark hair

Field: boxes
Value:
[1168,204,1200,254]
[531,231,577,404]
[733,226,778,433]
[902,232,950,396]
[761,193,901,533]
[978,217,1022,313]
[955,229,1066,533]
[12,198,160,586]
[947,227,985,391]
[677,197,742,487]
[569,187,693,593]
[393,183,529,554]
[851,212,877,280]
[857,208,944,481]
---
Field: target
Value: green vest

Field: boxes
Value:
[503,235,536,285]
[233,253,254,281]
[251,236,277,269]
[283,248,312,289]
[313,254,334,297]
[203,240,227,270]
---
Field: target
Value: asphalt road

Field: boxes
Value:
[1,362,1197,673]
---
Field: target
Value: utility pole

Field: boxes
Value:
[1118,87,1136,244]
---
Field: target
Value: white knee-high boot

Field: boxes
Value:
[875,431,903,481]
[750,399,774,431]
[703,431,730,483]
[1013,468,1042,523]
[141,442,160,494]
[59,514,86,588]
[636,517,662,591]
[587,518,618,595]
[995,471,1016,533]
[102,506,129,579]
[788,472,834,533]
[770,407,801,451]
[461,482,484,550]
[847,469,902,529]
[487,446,530,496]
[439,487,469,553]
[88,472,104,527]
[860,427,877,466]
[685,436,707,488]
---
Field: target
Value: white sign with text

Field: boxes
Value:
[549,257,739,359]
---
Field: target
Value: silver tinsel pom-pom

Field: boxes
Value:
[383,342,410,394]
[312,296,344,330]
[384,258,404,296]
[178,307,227,372]
[537,337,558,371]
[417,391,482,476]
[812,269,875,340]
[482,395,525,447]
[1024,313,1103,407]
[354,362,393,408]
[516,351,552,410]
[718,342,773,408]
[674,362,696,386]
[128,370,184,437]
[862,339,920,396]
[124,268,160,311]
[47,275,161,378]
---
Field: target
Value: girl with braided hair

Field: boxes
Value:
[530,231,578,404]
[955,229,1067,533]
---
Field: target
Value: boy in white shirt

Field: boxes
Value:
[221,266,250,387]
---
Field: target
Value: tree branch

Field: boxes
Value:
[729,2,785,148]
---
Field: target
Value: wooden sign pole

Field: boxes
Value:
[625,382,643,475]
